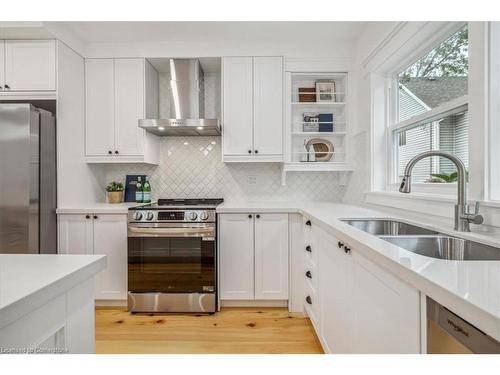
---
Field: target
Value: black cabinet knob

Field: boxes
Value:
[248,214,252,219]
[115,150,119,154]
[305,245,312,253]
[93,215,98,219]
[338,241,344,249]
[305,220,312,226]
[4,84,10,89]
[256,214,261,219]
[85,215,90,219]
[254,150,258,154]
[344,246,351,254]
[108,150,112,155]
[305,271,312,279]
[305,296,312,305]
[0,85,3,89]
[248,150,252,154]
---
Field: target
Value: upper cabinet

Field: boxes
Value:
[0,40,56,91]
[222,56,283,162]
[85,58,160,164]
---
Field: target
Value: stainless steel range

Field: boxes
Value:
[127,198,223,313]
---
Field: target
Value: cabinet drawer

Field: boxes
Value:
[304,282,320,332]
[304,263,318,293]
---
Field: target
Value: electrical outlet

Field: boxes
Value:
[247,175,258,185]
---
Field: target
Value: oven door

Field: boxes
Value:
[127,223,216,294]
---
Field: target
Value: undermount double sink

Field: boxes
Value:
[341,219,500,261]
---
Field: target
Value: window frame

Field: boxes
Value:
[384,25,470,194]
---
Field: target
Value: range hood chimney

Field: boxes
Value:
[139,59,220,136]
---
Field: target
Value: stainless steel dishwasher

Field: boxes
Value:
[426,297,500,354]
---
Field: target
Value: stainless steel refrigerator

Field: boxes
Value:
[0,103,57,254]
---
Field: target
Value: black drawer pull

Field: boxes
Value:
[305,271,312,279]
[85,215,90,219]
[256,214,261,219]
[248,214,252,219]
[305,296,312,305]
[305,245,312,253]
[344,246,351,254]
[305,220,312,226]
[337,241,344,248]
[93,215,98,219]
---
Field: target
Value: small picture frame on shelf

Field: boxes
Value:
[315,80,336,102]
[302,112,320,132]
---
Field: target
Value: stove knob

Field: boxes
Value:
[133,211,143,221]
[188,211,198,221]
[199,211,209,220]
[146,211,154,221]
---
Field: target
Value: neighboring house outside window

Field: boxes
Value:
[391,25,469,184]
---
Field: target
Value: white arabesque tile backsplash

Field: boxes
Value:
[104,136,348,202]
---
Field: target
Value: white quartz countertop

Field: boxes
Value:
[0,254,106,329]
[217,201,500,341]
[56,202,144,214]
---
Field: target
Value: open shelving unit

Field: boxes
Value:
[282,71,353,184]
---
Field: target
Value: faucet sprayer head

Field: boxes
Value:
[399,175,411,193]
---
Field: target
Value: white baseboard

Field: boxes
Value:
[95,299,127,307]
[220,300,288,308]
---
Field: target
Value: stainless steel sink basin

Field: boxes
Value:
[341,219,439,236]
[379,235,500,261]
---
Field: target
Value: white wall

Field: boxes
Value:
[56,41,106,206]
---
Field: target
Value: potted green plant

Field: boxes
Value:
[105,181,124,203]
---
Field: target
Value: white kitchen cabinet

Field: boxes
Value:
[222,57,254,157]
[317,229,354,354]
[58,214,94,255]
[0,41,4,91]
[1,40,56,91]
[85,59,115,157]
[222,56,283,162]
[58,213,128,300]
[253,57,283,156]
[92,214,128,300]
[219,213,289,301]
[304,220,421,354]
[350,250,420,353]
[219,214,255,299]
[85,58,160,164]
[254,213,289,299]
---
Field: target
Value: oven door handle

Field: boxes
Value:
[128,225,215,238]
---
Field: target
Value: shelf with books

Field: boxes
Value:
[282,71,351,184]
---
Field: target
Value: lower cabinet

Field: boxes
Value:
[303,219,421,354]
[58,213,127,300]
[219,213,289,301]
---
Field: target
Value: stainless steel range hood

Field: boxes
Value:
[139,59,220,136]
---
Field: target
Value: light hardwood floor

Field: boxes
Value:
[95,307,323,354]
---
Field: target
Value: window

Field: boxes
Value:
[390,25,469,185]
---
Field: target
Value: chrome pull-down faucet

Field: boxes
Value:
[399,150,483,232]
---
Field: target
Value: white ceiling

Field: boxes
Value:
[58,21,368,44]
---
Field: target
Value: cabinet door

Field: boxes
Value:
[219,214,255,299]
[0,41,4,87]
[222,57,253,156]
[92,214,128,300]
[254,213,288,299]
[85,59,115,156]
[4,40,56,91]
[114,59,145,156]
[58,214,93,255]
[253,57,283,156]
[351,251,420,353]
[318,230,353,354]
